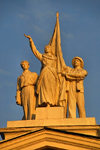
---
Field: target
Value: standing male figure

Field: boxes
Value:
[16,60,38,120]
[62,57,88,118]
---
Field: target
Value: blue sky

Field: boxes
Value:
[0,0,100,129]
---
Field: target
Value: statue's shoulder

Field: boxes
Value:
[82,68,87,72]
[17,75,21,80]
[80,68,88,76]
[43,53,56,60]
[31,72,38,78]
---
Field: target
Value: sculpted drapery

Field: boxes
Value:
[29,41,59,106]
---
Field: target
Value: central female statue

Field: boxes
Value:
[24,34,59,106]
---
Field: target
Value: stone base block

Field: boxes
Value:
[7,117,96,128]
[36,107,65,120]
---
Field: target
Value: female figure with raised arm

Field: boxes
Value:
[24,34,59,107]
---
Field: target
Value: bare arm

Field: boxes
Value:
[24,34,42,61]
[16,77,21,105]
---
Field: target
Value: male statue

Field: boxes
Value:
[62,57,88,118]
[16,60,38,120]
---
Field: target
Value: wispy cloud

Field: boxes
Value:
[62,13,72,20]
[17,13,30,20]
[0,81,15,89]
[62,12,78,22]
[33,25,44,34]
[34,11,54,19]
[66,33,74,39]
[0,69,12,76]
[62,32,74,39]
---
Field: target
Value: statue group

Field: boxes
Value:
[16,13,88,120]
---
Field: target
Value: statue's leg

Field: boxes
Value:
[77,92,86,118]
[23,104,28,120]
[28,98,36,120]
[59,100,67,118]
[64,92,68,118]
[28,93,33,120]
[21,87,28,120]
[64,100,67,118]
[33,96,36,114]
[68,84,76,118]
[28,87,36,120]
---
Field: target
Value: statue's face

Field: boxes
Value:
[74,59,81,67]
[21,63,29,70]
[44,45,51,53]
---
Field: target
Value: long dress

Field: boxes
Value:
[29,39,59,106]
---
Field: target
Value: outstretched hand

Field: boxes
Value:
[24,34,31,40]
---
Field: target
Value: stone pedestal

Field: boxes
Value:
[7,117,96,128]
[7,107,96,127]
[36,107,65,119]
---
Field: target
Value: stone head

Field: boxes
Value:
[20,60,30,70]
[72,57,84,68]
[44,45,52,54]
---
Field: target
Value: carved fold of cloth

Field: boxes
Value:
[36,53,59,106]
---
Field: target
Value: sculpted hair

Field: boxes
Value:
[20,60,29,67]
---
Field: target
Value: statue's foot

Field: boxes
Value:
[47,103,50,107]
[38,102,47,107]
[38,102,59,107]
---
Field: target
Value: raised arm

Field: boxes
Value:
[24,34,42,61]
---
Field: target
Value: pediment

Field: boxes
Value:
[0,127,100,150]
